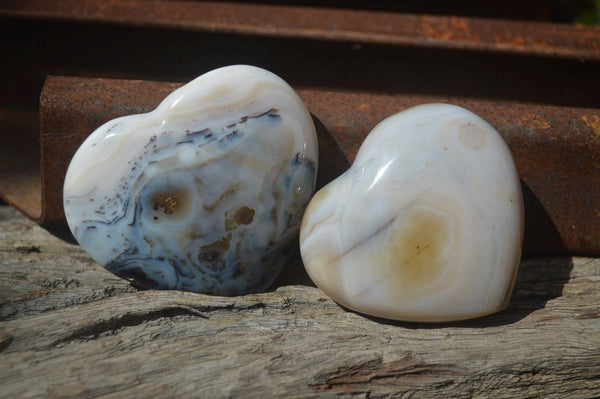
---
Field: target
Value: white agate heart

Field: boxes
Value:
[300,104,523,322]
[64,65,318,296]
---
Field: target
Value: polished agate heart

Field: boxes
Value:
[300,104,523,322]
[64,65,318,295]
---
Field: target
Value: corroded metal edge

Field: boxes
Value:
[36,75,600,255]
[0,0,599,61]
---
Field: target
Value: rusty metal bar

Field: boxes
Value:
[1,0,599,61]
[32,75,600,255]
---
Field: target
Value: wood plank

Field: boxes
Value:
[1,204,599,398]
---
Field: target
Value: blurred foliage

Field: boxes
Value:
[575,0,600,24]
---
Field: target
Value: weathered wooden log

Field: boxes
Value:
[0,204,599,398]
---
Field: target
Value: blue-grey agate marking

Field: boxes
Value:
[63,65,318,295]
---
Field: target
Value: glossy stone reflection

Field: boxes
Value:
[300,104,523,322]
[64,65,318,295]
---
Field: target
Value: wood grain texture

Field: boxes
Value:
[1,204,599,398]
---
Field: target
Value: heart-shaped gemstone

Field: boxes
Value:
[64,65,318,295]
[300,104,523,322]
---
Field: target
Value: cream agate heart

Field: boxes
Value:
[64,65,318,295]
[300,104,523,322]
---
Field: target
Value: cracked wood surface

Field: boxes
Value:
[0,204,599,398]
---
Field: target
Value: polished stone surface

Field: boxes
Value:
[64,65,318,295]
[300,104,523,322]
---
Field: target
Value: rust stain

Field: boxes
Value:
[582,116,600,136]
[518,115,552,132]
[450,17,469,32]
[532,39,552,49]
[495,35,525,45]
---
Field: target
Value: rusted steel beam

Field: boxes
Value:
[1,0,599,61]
[34,75,600,255]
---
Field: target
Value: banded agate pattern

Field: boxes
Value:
[300,104,523,322]
[64,65,318,295]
